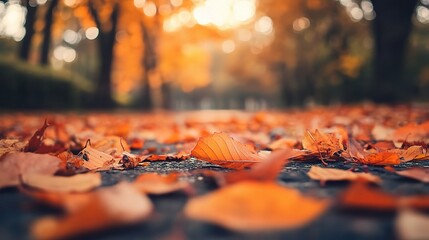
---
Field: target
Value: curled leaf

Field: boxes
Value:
[24,119,50,152]
[184,181,329,232]
[302,130,344,157]
[191,133,263,169]
[79,142,116,170]
[22,173,102,193]
[307,166,381,184]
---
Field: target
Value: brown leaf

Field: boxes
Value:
[191,133,263,169]
[184,181,329,232]
[302,129,344,157]
[31,182,153,240]
[25,119,50,152]
[400,146,425,162]
[133,173,190,195]
[307,166,381,184]
[0,139,26,157]
[21,173,102,193]
[396,168,429,183]
[79,143,117,170]
[0,152,61,189]
[92,136,130,156]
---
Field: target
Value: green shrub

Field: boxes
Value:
[0,58,93,110]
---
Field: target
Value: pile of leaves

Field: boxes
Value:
[0,104,428,239]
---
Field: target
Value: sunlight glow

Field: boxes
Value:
[254,16,273,35]
[133,0,146,8]
[143,2,157,17]
[293,17,310,32]
[54,46,77,63]
[63,29,80,44]
[192,0,256,29]
[63,0,78,7]
[85,27,99,40]
[222,40,236,54]
[417,6,429,24]
[0,2,26,41]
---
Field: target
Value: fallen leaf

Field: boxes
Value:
[307,166,381,184]
[396,209,429,240]
[21,173,102,193]
[0,139,26,156]
[119,152,142,169]
[359,152,400,165]
[400,146,425,162]
[302,129,344,157]
[267,137,297,150]
[31,182,153,240]
[79,142,116,170]
[92,136,130,156]
[222,148,305,184]
[396,168,429,183]
[24,119,50,152]
[191,133,264,169]
[339,180,429,210]
[133,173,190,195]
[0,152,61,189]
[184,181,329,232]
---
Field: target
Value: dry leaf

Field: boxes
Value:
[396,168,429,183]
[21,173,102,193]
[133,173,190,195]
[0,152,61,189]
[267,137,297,150]
[339,180,429,210]
[307,166,381,184]
[31,182,153,240]
[0,139,26,157]
[359,152,400,165]
[120,152,142,169]
[222,148,305,184]
[191,133,263,169]
[400,146,425,162]
[79,143,117,170]
[302,129,344,157]
[92,136,130,156]
[24,119,50,152]
[184,181,329,231]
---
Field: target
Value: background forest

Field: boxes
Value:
[0,0,428,110]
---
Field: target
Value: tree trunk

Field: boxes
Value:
[140,23,154,110]
[19,1,38,61]
[89,2,119,108]
[40,0,59,65]
[371,0,417,103]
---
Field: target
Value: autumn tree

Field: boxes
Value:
[371,0,419,103]
[88,0,119,108]
[40,0,59,65]
[19,0,38,61]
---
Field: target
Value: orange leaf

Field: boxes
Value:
[302,129,344,157]
[307,166,381,184]
[399,146,427,162]
[184,181,329,231]
[133,173,190,195]
[359,152,400,165]
[223,148,305,184]
[21,173,102,193]
[31,183,152,239]
[191,133,263,169]
[92,136,130,156]
[396,168,429,183]
[0,152,61,189]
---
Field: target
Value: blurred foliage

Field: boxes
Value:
[0,56,93,110]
